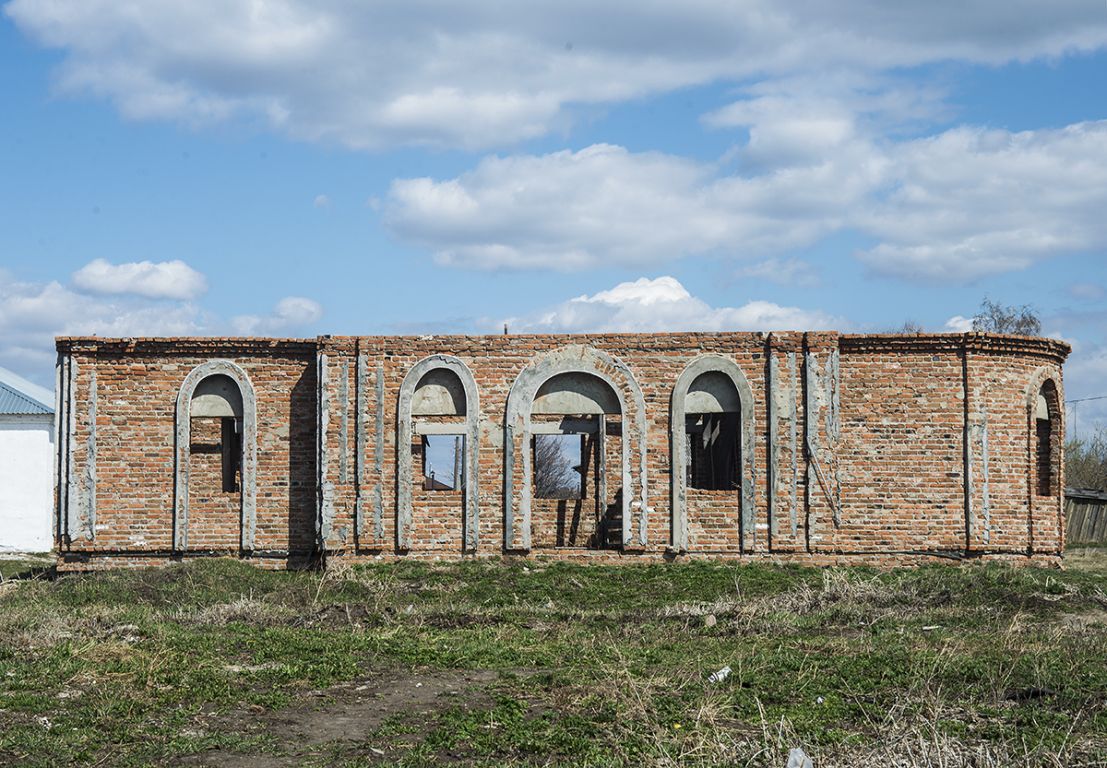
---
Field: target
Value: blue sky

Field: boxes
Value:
[0,2,1105,433]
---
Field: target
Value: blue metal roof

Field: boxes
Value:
[0,366,53,415]
[0,381,51,415]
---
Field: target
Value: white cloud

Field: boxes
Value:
[387,120,1107,281]
[943,315,975,333]
[71,258,208,300]
[855,122,1107,281]
[508,276,840,334]
[6,1,1107,150]
[313,194,330,208]
[385,143,866,269]
[0,271,210,375]
[0,270,322,385]
[231,296,322,335]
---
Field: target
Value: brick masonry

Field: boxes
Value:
[52,332,1069,569]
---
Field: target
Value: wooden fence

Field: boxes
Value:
[1066,488,1107,545]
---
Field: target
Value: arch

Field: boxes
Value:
[397,355,480,551]
[670,355,756,552]
[1025,371,1062,498]
[504,345,648,551]
[411,368,468,416]
[191,374,244,418]
[533,372,621,415]
[173,360,258,552]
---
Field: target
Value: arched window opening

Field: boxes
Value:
[174,361,258,554]
[529,372,622,549]
[411,368,468,493]
[191,374,244,493]
[670,355,755,553]
[1035,383,1059,497]
[397,356,481,551]
[684,371,741,492]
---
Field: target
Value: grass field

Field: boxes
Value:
[1,551,1106,767]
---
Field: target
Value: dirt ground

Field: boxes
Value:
[176,668,502,767]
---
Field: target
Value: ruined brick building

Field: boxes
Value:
[52,332,1069,569]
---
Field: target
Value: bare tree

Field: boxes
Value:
[890,320,924,334]
[1067,427,1107,491]
[972,299,1042,336]
[534,435,581,498]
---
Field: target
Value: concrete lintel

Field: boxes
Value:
[415,421,470,435]
[529,417,599,435]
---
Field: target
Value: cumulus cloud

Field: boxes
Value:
[5,1,1106,150]
[943,315,975,333]
[71,258,208,300]
[385,143,866,269]
[0,271,210,375]
[854,122,1107,281]
[386,120,1107,281]
[508,276,840,334]
[231,296,323,335]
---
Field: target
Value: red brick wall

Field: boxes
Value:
[57,340,316,560]
[56,332,1068,568]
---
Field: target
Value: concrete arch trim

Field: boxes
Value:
[670,354,756,552]
[397,355,481,551]
[1025,367,1062,415]
[173,359,258,552]
[1023,366,1065,550]
[503,344,648,551]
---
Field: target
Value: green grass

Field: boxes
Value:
[1,554,1106,766]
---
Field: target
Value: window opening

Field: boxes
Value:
[221,417,242,493]
[534,432,587,499]
[421,434,465,491]
[1035,390,1055,497]
[686,412,740,491]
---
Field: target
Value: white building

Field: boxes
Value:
[0,366,54,552]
